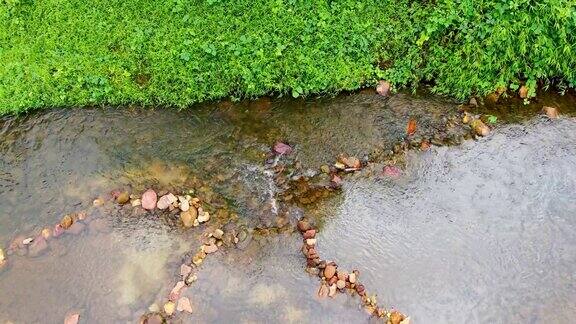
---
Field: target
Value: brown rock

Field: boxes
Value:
[297,220,311,232]
[472,119,490,137]
[542,106,559,119]
[60,215,74,229]
[389,311,406,324]
[337,271,348,281]
[356,284,366,296]
[328,276,338,285]
[348,272,357,284]
[64,313,80,324]
[180,208,197,228]
[180,264,192,278]
[519,85,528,99]
[303,229,316,239]
[324,264,336,279]
[328,284,337,297]
[376,80,391,97]
[116,191,130,204]
[336,279,346,289]
[204,244,218,254]
[141,189,158,210]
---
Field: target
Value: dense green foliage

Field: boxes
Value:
[0,0,575,114]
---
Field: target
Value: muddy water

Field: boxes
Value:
[0,91,575,323]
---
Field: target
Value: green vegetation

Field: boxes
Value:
[1,0,575,114]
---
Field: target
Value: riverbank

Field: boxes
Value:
[1,0,575,115]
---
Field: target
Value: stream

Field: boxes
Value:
[0,91,575,323]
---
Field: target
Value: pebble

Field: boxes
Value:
[93,198,104,207]
[169,281,186,301]
[0,248,5,262]
[157,195,172,210]
[197,211,210,223]
[336,279,346,289]
[180,208,197,228]
[317,284,329,297]
[320,165,330,174]
[163,301,176,316]
[53,224,65,238]
[185,274,198,285]
[519,85,528,98]
[297,220,311,232]
[116,192,130,204]
[177,297,193,313]
[179,199,190,212]
[22,237,34,245]
[41,228,51,239]
[543,106,559,119]
[305,238,316,246]
[348,272,357,284]
[337,271,348,281]
[376,80,391,97]
[180,264,193,277]
[204,244,218,254]
[64,313,80,324]
[141,189,158,210]
[303,229,316,239]
[328,284,337,297]
[148,303,160,312]
[213,229,224,240]
[389,311,406,324]
[472,119,490,136]
[273,142,293,155]
[131,199,141,207]
[60,215,74,229]
[324,264,336,279]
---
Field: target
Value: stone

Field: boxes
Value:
[303,229,316,239]
[67,222,86,235]
[348,272,357,284]
[163,301,176,316]
[93,198,104,207]
[519,85,528,99]
[324,264,336,279]
[116,191,130,204]
[317,284,329,297]
[179,199,190,212]
[328,284,337,297]
[273,142,293,155]
[356,284,366,296]
[185,274,198,285]
[320,165,330,174]
[336,280,346,289]
[213,229,224,240]
[141,189,158,210]
[157,195,172,210]
[0,248,5,262]
[204,244,218,254]
[131,199,141,207]
[148,303,160,312]
[472,119,490,137]
[60,214,74,229]
[53,224,65,238]
[376,80,391,97]
[469,97,478,107]
[334,162,346,170]
[297,220,311,232]
[197,211,210,223]
[305,238,316,246]
[177,297,193,313]
[337,271,348,281]
[341,156,361,169]
[543,106,559,119]
[389,311,406,324]
[143,314,163,324]
[169,281,186,301]
[22,237,34,245]
[180,208,197,228]
[383,165,401,177]
[192,253,204,266]
[41,228,51,239]
[400,317,411,324]
[64,313,80,324]
[28,236,48,257]
[180,264,192,278]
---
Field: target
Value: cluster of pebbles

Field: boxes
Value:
[296,218,409,324]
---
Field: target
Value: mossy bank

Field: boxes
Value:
[1,0,575,114]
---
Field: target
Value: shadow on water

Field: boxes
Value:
[0,90,575,323]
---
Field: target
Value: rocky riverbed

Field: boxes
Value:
[1,89,575,323]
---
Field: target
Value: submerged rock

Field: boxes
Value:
[336,279,346,289]
[543,106,559,119]
[328,284,337,297]
[273,142,293,155]
[297,220,311,232]
[204,244,218,254]
[472,119,490,136]
[141,189,158,210]
[60,214,74,229]
[348,272,357,284]
[53,224,65,238]
[67,222,86,235]
[116,191,130,204]
[180,264,192,278]
[28,236,48,257]
[177,297,193,313]
[324,264,336,279]
[64,313,80,324]
[213,229,224,240]
[163,301,176,316]
[180,208,197,228]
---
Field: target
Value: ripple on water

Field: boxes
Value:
[315,117,576,323]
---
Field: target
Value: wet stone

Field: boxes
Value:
[180,208,197,228]
[60,215,74,229]
[204,244,218,254]
[336,279,346,289]
[180,264,192,277]
[163,301,176,316]
[67,222,86,235]
[141,189,158,210]
[303,229,316,239]
[213,229,224,240]
[324,264,336,279]
[28,236,48,257]
[116,191,130,204]
[177,297,193,313]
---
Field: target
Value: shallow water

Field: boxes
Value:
[0,91,575,323]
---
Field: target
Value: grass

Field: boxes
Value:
[0,0,575,115]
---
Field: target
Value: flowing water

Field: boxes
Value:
[0,91,575,323]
